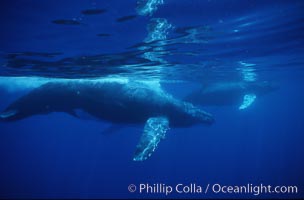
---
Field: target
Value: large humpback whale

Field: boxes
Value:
[0,80,214,161]
[185,81,279,110]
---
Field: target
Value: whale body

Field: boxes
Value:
[0,80,214,161]
[185,81,279,110]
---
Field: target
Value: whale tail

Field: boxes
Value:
[0,109,19,121]
[0,109,19,122]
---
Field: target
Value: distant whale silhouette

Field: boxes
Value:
[52,19,81,25]
[81,9,107,15]
[185,81,279,110]
[0,80,214,161]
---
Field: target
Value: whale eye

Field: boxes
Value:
[0,109,18,119]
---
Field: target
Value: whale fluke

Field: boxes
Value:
[0,109,18,119]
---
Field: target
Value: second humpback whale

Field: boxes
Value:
[0,80,214,161]
[185,81,279,110]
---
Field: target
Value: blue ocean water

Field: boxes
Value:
[0,0,303,199]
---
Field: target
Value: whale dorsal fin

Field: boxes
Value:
[239,93,256,110]
[133,117,169,161]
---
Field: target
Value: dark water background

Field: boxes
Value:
[0,0,303,198]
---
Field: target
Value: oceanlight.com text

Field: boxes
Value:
[128,183,298,196]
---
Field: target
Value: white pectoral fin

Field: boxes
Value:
[239,94,256,110]
[133,117,170,161]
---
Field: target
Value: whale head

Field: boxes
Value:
[187,107,215,126]
[170,102,215,127]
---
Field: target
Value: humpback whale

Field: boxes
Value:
[185,81,279,110]
[0,80,214,161]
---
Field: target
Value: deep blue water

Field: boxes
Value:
[0,0,304,199]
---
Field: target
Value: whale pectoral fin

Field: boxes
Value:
[239,93,256,110]
[133,117,170,161]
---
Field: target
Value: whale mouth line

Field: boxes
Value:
[0,110,18,119]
